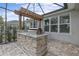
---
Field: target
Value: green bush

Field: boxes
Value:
[0,25,17,44]
[12,27,17,41]
[0,26,3,43]
[7,27,12,42]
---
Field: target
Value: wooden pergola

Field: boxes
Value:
[14,7,43,30]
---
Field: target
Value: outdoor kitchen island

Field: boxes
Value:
[17,32,48,56]
[14,7,48,56]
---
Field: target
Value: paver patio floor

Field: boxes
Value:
[47,39,79,56]
[0,42,27,56]
[0,39,79,56]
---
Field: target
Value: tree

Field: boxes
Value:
[0,16,4,26]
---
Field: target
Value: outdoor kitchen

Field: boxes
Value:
[14,7,48,56]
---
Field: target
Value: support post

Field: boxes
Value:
[39,20,41,28]
[37,20,43,34]
[4,3,7,43]
[22,16,25,29]
[19,15,22,30]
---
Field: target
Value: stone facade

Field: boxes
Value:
[17,33,48,56]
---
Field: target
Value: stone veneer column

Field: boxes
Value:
[36,35,48,56]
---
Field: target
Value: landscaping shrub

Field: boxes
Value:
[0,26,3,43]
[0,25,17,44]
[6,26,12,42]
[12,27,17,41]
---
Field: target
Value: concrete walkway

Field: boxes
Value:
[0,39,79,56]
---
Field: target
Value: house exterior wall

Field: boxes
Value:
[49,10,79,46]
[41,4,79,45]
[70,10,79,45]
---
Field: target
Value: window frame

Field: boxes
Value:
[30,20,38,28]
[59,13,71,34]
[44,18,50,32]
[50,16,58,32]
[43,12,71,35]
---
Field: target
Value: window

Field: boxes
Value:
[30,20,38,28]
[51,17,58,32]
[44,13,70,33]
[59,14,70,33]
[44,19,49,32]
[51,25,58,32]
[60,14,70,24]
[33,20,37,28]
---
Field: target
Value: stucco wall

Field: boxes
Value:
[70,10,79,45]
[42,9,79,46]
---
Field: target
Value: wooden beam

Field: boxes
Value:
[14,7,43,21]
[19,15,22,30]
[22,16,25,29]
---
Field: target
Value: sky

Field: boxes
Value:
[0,3,64,21]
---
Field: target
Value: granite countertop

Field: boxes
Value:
[18,32,48,38]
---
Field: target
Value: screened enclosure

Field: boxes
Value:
[0,3,67,44]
